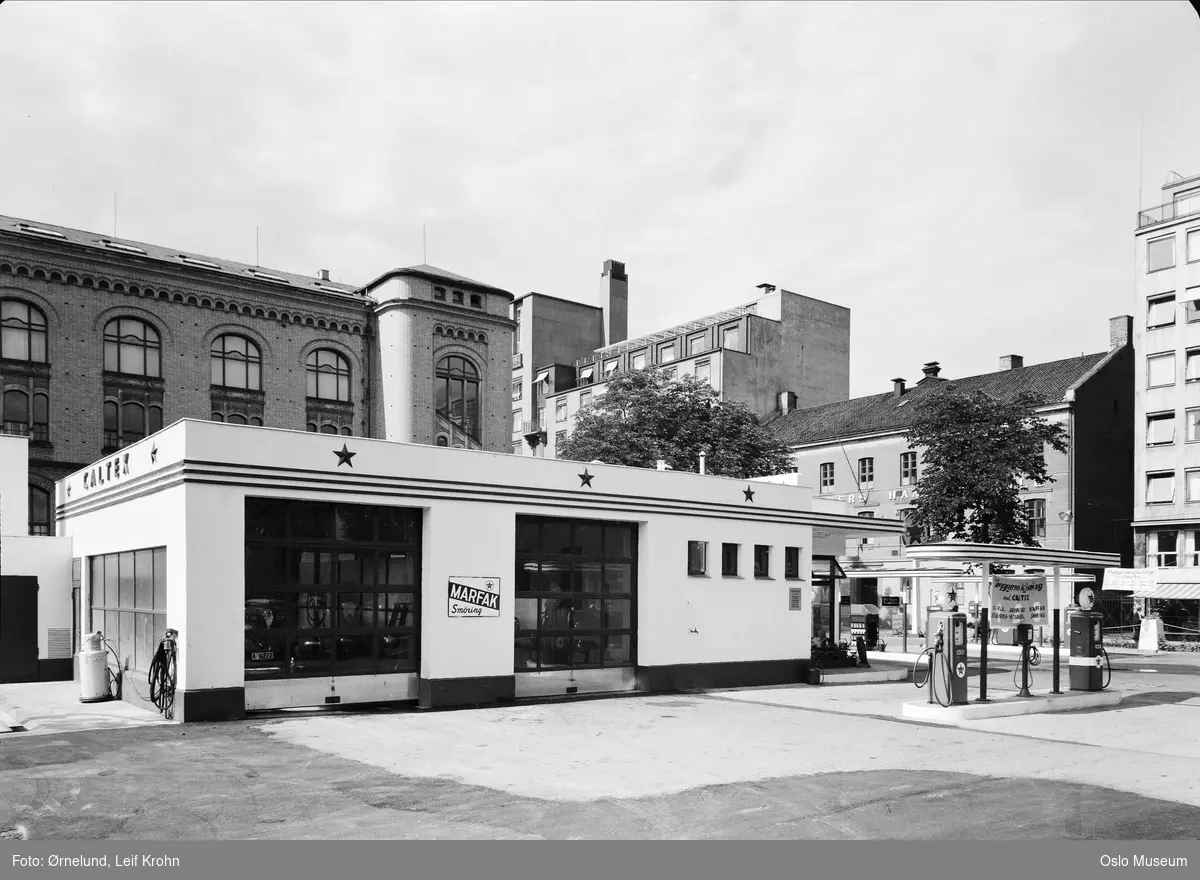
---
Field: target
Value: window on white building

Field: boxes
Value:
[1148,294,1177,328]
[1187,470,1200,503]
[1185,289,1200,323]
[1187,409,1200,442]
[1150,530,1179,567]
[1146,471,1175,504]
[659,343,675,363]
[900,451,918,485]
[1148,353,1175,388]
[858,457,874,489]
[632,352,646,370]
[513,410,522,435]
[1148,235,1176,272]
[556,399,567,422]
[1188,350,1200,383]
[820,462,834,490]
[579,390,592,410]
[722,326,741,352]
[512,379,523,402]
[694,359,711,385]
[689,335,707,356]
[1024,498,1046,538]
[1188,228,1200,263]
[1147,412,1177,445]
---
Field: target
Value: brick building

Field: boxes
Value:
[0,214,514,536]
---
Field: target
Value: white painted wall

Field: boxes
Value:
[0,433,29,539]
[3,535,73,658]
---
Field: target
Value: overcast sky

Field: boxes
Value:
[2,1,1199,397]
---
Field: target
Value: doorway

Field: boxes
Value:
[0,576,39,683]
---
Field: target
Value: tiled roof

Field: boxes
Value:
[0,213,363,298]
[766,352,1112,446]
[380,263,509,294]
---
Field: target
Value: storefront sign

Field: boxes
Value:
[447,577,500,618]
[1103,568,1155,593]
[81,453,131,492]
[881,596,901,607]
[991,577,1048,626]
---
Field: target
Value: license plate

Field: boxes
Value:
[251,652,274,661]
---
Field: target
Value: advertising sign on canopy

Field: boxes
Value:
[990,577,1048,626]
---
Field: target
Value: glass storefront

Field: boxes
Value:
[89,547,167,673]
[514,515,637,672]
[244,498,421,679]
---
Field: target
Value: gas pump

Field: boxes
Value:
[1015,623,1035,697]
[924,609,969,706]
[1068,606,1108,691]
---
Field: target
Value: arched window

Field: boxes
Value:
[211,412,225,422]
[28,485,51,536]
[436,436,449,447]
[435,355,480,441]
[227,413,247,425]
[319,423,338,434]
[211,334,262,390]
[0,300,48,362]
[2,389,29,435]
[104,399,163,448]
[103,318,161,376]
[306,349,350,401]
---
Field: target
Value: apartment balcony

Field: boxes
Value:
[522,418,546,443]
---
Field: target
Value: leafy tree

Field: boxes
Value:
[905,385,1067,545]
[557,368,794,478]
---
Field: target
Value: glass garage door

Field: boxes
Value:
[244,498,421,680]
[513,515,636,673]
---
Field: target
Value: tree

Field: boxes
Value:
[905,385,1068,545]
[557,368,794,478]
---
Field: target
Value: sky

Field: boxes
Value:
[2,0,1200,398]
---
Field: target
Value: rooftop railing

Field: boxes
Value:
[1139,195,1200,229]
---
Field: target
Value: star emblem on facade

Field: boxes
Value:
[578,468,594,488]
[334,444,356,468]
[743,485,756,502]
[151,445,158,464]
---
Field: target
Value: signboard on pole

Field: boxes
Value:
[447,577,500,618]
[990,577,1048,626]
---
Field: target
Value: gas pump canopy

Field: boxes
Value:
[905,542,1121,570]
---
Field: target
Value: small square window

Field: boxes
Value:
[721,543,739,577]
[1147,412,1176,445]
[687,541,707,576]
[659,343,676,363]
[433,286,446,301]
[722,326,741,352]
[632,352,647,370]
[1148,353,1175,388]
[1146,471,1175,504]
[452,290,464,305]
[689,335,707,356]
[1148,235,1175,272]
[753,545,770,578]
[784,546,801,579]
[470,293,482,308]
[1148,294,1176,329]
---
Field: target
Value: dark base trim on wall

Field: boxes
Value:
[176,687,246,723]
[38,659,73,682]
[419,675,515,710]
[635,659,809,693]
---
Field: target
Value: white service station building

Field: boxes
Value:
[45,420,903,722]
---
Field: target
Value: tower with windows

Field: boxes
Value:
[363,265,514,451]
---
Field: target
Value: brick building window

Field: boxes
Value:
[104,318,161,377]
[211,334,262,390]
[306,422,351,435]
[306,349,350,401]
[104,397,163,449]
[1,300,48,362]
[29,485,52,536]
[435,355,480,442]
[2,388,49,441]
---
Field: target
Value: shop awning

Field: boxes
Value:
[1132,582,1200,600]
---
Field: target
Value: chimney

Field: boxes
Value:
[777,390,797,414]
[999,355,1024,371]
[921,362,941,379]
[892,377,905,399]
[1109,315,1133,349]
[602,260,628,347]
[756,282,777,294]
[317,269,330,281]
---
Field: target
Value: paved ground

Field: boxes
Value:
[2,656,1199,840]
